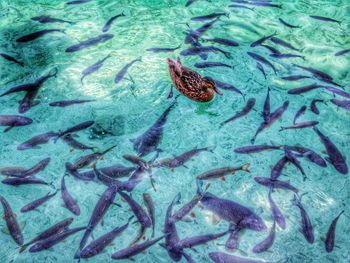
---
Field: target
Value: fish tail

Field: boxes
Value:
[19,244,28,253]
[279,127,285,132]
[241,163,250,172]
[196,179,204,195]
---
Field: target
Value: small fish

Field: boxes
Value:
[61,175,80,215]
[181,46,231,59]
[325,210,344,252]
[146,45,181,53]
[17,131,58,150]
[229,4,254,11]
[31,15,73,25]
[262,88,271,122]
[310,15,341,24]
[143,193,155,237]
[284,146,306,180]
[58,120,95,139]
[114,57,142,84]
[65,34,114,53]
[270,53,304,59]
[50,99,95,107]
[278,18,300,28]
[250,33,276,47]
[247,52,276,74]
[282,75,311,81]
[175,231,228,249]
[268,190,286,229]
[330,99,350,111]
[241,1,282,8]
[19,89,39,113]
[0,53,24,67]
[254,177,299,193]
[286,145,327,168]
[209,78,244,98]
[62,134,95,151]
[310,99,324,114]
[270,156,288,180]
[197,164,250,180]
[102,12,125,32]
[292,195,314,244]
[194,61,233,68]
[203,37,239,47]
[221,98,255,126]
[280,121,319,131]
[20,191,57,212]
[256,62,266,79]
[66,0,92,4]
[209,252,267,263]
[171,193,202,222]
[261,44,281,55]
[234,145,281,154]
[252,221,276,253]
[294,65,340,87]
[335,48,350,56]
[16,29,64,42]
[0,196,23,245]
[288,83,322,95]
[185,18,219,44]
[167,85,173,99]
[0,115,33,132]
[324,86,350,99]
[81,55,111,84]
[2,177,49,186]
[270,37,300,52]
[191,12,229,21]
[293,105,307,124]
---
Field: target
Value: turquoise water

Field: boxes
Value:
[0,0,349,262]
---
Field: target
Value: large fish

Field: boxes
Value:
[65,34,114,53]
[0,115,33,132]
[0,196,23,245]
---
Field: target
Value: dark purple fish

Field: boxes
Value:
[221,98,255,126]
[294,65,340,86]
[65,34,114,53]
[61,175,80,215]
[167,85,173,99]
[197,163,250,180]
[19,88,39,113]
[270,156,288,180]
[293,105,307,124]
[62,134,95,151]
[17,131,58,150]
[278,18,300,28]
[310,99,324,114]
[191,12,229,21]
[16,29,64,42]
[20,157,50,178]
[325,210,344,252]
[114,57,141,84]
[209,78,243,97]
[286,145,327,168]
[234,145,281,154]
[80,218,131,258]
[292,195,314,244]
[31,15,73,25]
[209,252,267,263]
[0,196,23,245]
[324,86,350,99]
[225,223,242,250]
[2,177,49,186]
[330,99,350,111]
[270,53,304,59]
[280,121,319,131]
[282,75,311,81]
[132,100,176,157]
[284,146,306,180]
[66,0,92,4]
[50,99,95,107]
[81,54,111,84]
[58,120,95,139]
[247,52,276,74]
[261,44,281,55]
[185,18,219,44]
[250,33,276,47]
[262,88,271,122]
[335,49,350,56]
[268,190,286,229]
[181,46,231,59]
[111,236,164,259]
[29,226,86,252]
[203,37,239,47]
[0,53,24,67]
[194,61,232,68]
[0,115,33,132]
[270,37,300,51]
[252,220,276,253]
[20,217,73,252]
[175,230,228,249]
[239,1,282,8]
[146,45,181,53]
[288,83,322,94]
[170,193,202,223]
[256,62,266,79]
[143,193,155,237]
[102,12,125,32]
[254,177,298,193]
[229,4,255,11]
[313,127,348,174]
[310,15,340,24]
[20,191,57,212]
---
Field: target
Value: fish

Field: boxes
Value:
[175,230,228,249]
[20,191,57,212]
[194,62,233,68]
[81,54,111,84]
[202,37,239,47]
[256,62,267,79]
[324,86,350,99]
[17,131,58,150]
[262,88,271,122]
[16,29,64,42]
[293,105,307,124]
[19,88,39,113]
[181,46,231,59]
[146,45,181,53]
[294,64,340,87]
[268,190,286,229]
[291,195,314,244]
[270,37,300,52]
[62,134,95,151]
[229,4,255,11]
[80,217,131,258]
[197,164,250,180]
[76,184,119,257]
[225,223,242,250]
[209,251,267,263]
[335,48,350,56]
[31,15,73,24]
[252,221,276,253]
[270,53,304,59]
[288,83,323,95]
[114,57,142,84]
[280,121,319,131]
[310,99,324,114]
[66,0,92,4]
[209,78,244,98]
[221,98,256,126]
[20,217,73,252]
[102,12,125,32]
[282,75,311,81]
[238,1,282,8]
[58,120,95,139]
[143,193,155,237]
[50,99,95,107]
[284,146,306,180]
[29,226,86,252]
[325,210,344,252]
[171,193,202,223]
[247,52,276,74]
[313,127,348,174]
[0,115,33,132]
[167,85,174,99]
[185,18,219,44]
[65,34,114,52]
[132,100,176,157]
[250,33,276,47]
[310,15,341,24]
[111,236,164,259]
[270,156,288,180]
[261,44,281,55]
[0,196,23,245]
[191,12,229,21]
[286,146,327,168]
[0,53,24,67]
[254,177,298,193]
[234,145,281,154]
[2,177,49,186]
[61,175,80,215]
[330,99,350,111]
[278,18,300,28]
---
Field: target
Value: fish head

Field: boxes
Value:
[240,214,267,231]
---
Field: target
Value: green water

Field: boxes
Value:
[0,0,349,262]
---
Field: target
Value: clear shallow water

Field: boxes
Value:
[0,0,349,262]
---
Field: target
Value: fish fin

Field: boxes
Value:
[212,214,221,225]
[4,126,13,132]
